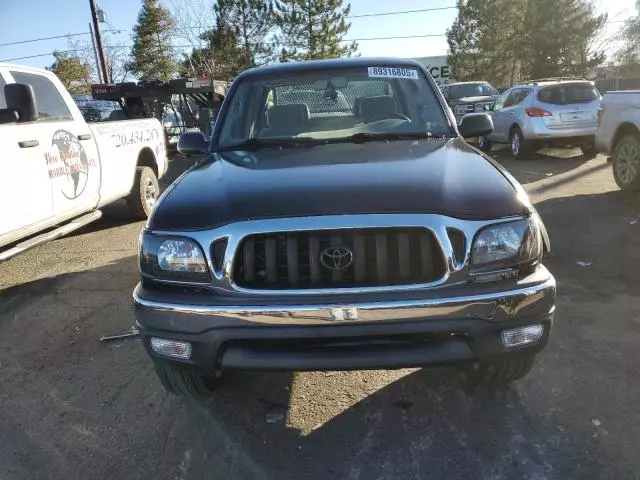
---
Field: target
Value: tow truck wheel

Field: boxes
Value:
[462,354,536,387]
[128,166,159,219]
[153,359,222,397]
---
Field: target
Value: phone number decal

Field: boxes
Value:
[368,67,419,79]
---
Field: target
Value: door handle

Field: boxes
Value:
[77,133,92,141]
[18,140,39,148]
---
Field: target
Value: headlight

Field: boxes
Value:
[470,218,542,273]
[140,234,210,282]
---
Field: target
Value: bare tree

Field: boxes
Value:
[169,0,217,79]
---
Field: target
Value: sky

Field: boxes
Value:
[0,0,636,71]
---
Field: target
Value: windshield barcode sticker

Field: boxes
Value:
[368,67,419,79]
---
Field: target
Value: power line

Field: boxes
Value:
[347,6,456,19]
[343,33,445,41]
[0,32,91,48]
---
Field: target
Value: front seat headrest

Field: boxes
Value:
[267,104,310,130]
[359,96,398,119]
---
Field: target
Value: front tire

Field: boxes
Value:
[613,134,640,192]
[509,127,530,159]
[476,136,492,152]
[127,166,159,219]
[462,354,535,387]
[580,144,599,160]
[153,359,222,397]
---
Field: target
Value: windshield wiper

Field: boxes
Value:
[324,132,451,145]
[215,137,322,152]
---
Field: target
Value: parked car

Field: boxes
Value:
[596,91,640,191]
[477,78,601,159]
[0,63,167,261]
[134,57,555,398]
[442,81,501,123]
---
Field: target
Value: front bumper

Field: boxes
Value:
[134,266,556,372]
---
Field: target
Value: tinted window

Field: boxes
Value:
[503,89,521,107]
[448,83,499,100]
[0,74,6,109]
[9,71,72,121]
[537,84,599,105]
[493,90,511,110]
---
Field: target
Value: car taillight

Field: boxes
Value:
[525,107,553,117]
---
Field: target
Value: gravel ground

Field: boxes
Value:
[1,149,639,480]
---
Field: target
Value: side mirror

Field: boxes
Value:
[177,131,208,155]
[5,83,38,122]
[459,113,493,138]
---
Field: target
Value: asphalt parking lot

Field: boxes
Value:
[1,148,639,480]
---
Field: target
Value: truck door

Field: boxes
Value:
[7,70,101,221]
[0,71,54,239]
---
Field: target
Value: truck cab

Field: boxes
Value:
[0,63,167,260]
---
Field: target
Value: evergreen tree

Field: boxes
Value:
[47,51,92,94]
[275,0,357,62]
[131,0,177,82]
[615,0,640,64]
[447,0,606,86]
[216,0,277,67]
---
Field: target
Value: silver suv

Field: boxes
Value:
[476,78,601,159]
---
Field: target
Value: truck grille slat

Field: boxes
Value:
[375,234,388,282]
[397,233,410,278]
[353,233,366,281]
[265,237,277,283]
[286,235,299,284]
[242,238,255,282]
[233,228,445,290]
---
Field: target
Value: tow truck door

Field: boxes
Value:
[0,69,54,239]
[6,69,101,220]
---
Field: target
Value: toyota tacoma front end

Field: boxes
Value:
[133,58,555,397]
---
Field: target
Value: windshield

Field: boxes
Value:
[448,83,498,100]
[216,66,452,149]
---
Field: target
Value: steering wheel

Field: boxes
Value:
[363,112,411,124]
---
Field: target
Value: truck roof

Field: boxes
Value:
[0,62,54,75]
[236,57,426,81]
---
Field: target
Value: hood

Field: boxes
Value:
[450,95,499,106]
[149,139,528,231]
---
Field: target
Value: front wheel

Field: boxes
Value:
[462,354,536,387]
[613,134,640,192]
[580,144,599,160]
[509,128,530,159]
[153,359,222,397]
[127,166,159,219]
[476,135,492,152]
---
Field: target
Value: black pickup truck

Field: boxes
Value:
[442,81,501,123]
[134,58,555,397]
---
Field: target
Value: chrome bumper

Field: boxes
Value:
[134,266,556,334]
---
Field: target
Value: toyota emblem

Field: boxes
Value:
[320,246,353,270]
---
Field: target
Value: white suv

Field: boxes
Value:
[476,78,601,159]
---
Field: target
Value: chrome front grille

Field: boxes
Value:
[232,228,445,290]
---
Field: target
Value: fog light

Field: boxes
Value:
[501,324,544,348]
[150,337,192,359]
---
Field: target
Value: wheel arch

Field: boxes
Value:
[137,147,158,178]
[612,122,640,152]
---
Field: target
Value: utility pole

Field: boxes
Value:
[88,23,102,83]
[89,0,109,83]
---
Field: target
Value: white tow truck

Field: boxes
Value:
[0,63,167,261]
